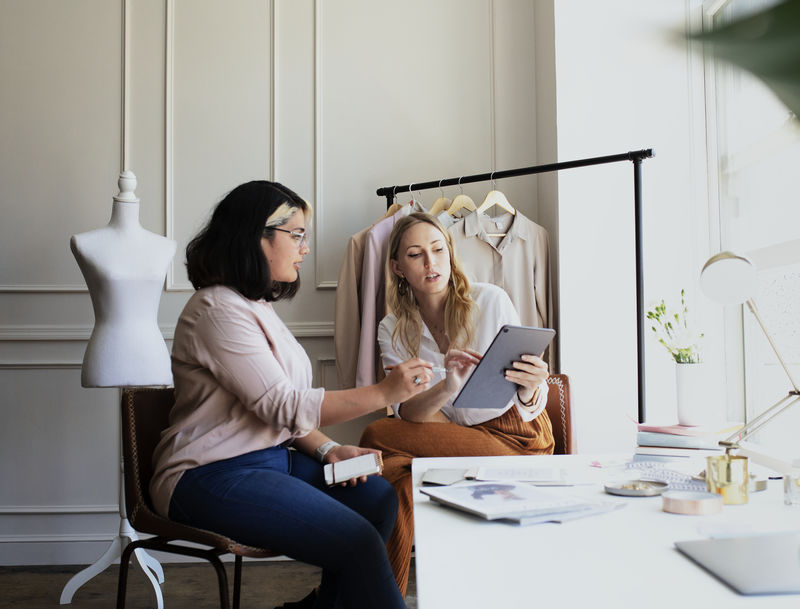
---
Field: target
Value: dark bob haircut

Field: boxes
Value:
[186,180,310,301]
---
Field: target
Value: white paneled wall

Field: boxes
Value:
[0,0,714,568]
[0,0,541,565]
[167,0,273,290]
[0,0,122,291]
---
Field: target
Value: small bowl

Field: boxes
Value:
[662,490,723,515]
[604,480,669,497]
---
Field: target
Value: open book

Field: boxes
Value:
[420,482,593,521]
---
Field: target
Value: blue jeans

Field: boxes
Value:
[169,446,405,609]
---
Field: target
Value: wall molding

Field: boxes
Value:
[0,325,175,342]
[0,533,116,544]
[0,322,332,342]
[0,363,83,370]
[164,0,277,292]
[313,0,327,290]
[0,1,128,295]
[0,284,88,293]
[488,0,497,170]
[316,357,336,389]
[0,504,118,515]
[311,3,342,292]
[164,0,181,291]
[290,321,334,337]
[0,325,94,341]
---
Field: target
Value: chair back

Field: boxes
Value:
[545,374,574,454]
[120,387,175,529]
[117,388,276,609]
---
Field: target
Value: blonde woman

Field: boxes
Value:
[360,212,554,596]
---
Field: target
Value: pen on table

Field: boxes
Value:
[384,366,450,373]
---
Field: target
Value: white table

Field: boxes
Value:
[411,455,800,609]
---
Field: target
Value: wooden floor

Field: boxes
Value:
[1,558,417,609]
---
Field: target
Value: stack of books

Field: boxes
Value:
[634,422,743,460]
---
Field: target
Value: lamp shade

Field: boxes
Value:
[700,251,758,305]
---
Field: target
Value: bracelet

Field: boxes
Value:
[517,387,539,409]
[315,440,341,463]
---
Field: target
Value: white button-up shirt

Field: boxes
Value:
[378,282,548,425]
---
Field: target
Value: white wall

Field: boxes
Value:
[0,0,542,565]
[551,1,720,452]
[1,0,724,567]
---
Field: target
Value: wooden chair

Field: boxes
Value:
[117,387,279,609]
[544,374,575,454]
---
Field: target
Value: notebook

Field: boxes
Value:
[675,532,800,595]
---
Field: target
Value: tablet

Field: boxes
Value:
[452,325,555,409]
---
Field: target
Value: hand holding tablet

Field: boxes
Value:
[452,325,555,410]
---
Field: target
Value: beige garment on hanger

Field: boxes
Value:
[448,209,555,370]
[334,222,375,389]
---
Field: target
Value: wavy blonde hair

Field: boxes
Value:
[385,212,475,357]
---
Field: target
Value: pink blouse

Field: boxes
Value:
[149,285,324,516]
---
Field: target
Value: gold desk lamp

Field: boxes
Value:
[699,245,800,503]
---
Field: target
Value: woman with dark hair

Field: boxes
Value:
[150,181,435,609]
[360,212,554,596]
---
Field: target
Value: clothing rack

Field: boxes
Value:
[376,148,655,423]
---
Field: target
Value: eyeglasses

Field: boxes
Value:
[266,226,308,250]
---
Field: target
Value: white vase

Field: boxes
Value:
[675,362,707,426]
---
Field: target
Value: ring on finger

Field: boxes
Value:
[413,376,421,385]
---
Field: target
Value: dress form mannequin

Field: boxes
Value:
[61,171,175,607]
[70,171,176,387]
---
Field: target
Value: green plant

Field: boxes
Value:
[686,0,800,119]
[646,289,704,363]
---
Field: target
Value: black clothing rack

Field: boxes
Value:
[377,148,655,423]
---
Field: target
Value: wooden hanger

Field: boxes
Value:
[429,196,451,215]
[383,187,402,217]
[446,193,476,216]
[383,201,402,218]
[446,177,477,216]
[477,189,515,216]
[409,185,429,213]
[476,176,516,217]
[477,174,515,237]
[429,181,451,215]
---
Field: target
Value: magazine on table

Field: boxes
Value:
[472,466,570,485]
[420,481,593,521]
[506,501,625,526]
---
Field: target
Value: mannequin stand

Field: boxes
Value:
[60,411,165,607]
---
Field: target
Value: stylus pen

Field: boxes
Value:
[384,366,450,373]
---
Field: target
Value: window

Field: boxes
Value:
[704,0,800,459]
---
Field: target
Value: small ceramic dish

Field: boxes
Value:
[604,480,669,497]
